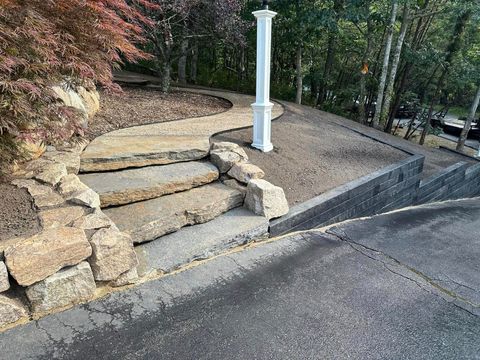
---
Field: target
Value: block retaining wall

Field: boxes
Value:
[270,155,480,236]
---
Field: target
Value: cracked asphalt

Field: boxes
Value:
[1,198,479,359]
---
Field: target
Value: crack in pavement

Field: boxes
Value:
[325,228,480,317]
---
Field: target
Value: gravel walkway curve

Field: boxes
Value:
[80,87,284,172]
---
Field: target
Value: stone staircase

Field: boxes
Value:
[78,148,269,276]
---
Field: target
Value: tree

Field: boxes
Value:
[140,0,247,93]
[419,8,472,145]
[456,84,480,152]
[0,0,154,172]
[371,0,398,129]
[380,2,409,128]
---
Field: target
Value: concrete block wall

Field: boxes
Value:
[270,155,480,236]
[270,155,424,236]
[430,162,480,202]
[415,162,469,205]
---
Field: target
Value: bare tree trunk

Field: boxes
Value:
[161,62,171,93]
[381,4,409,130]
[295,43,303,104]
[178,38,189,85]
[359,1,372,125]
[317,31,336,108]
[372,0,398,129]
[190,40,198,84]
[457,84,480,151]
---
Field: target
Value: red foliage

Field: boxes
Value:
[0,0,155,167]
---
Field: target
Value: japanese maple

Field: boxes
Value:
[0,0,155,172]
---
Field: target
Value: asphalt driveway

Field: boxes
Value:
[0,198,479,359]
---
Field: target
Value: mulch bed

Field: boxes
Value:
[0,184,40,241]
[86,87,232,139]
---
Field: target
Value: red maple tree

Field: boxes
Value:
[0,0,155,170]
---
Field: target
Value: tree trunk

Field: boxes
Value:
[317,33,336,107]
[457,84,480,152]
[372,0,398,129]
[295,43,303,104]
[381,4,409,131]
[161,62,171,93]
[359,1,372,125]
[178,38,189,85]
[420,9,472,145]
[190,40,198,84]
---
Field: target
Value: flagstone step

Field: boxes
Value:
[80,134,210,172]
[104,183,244,244]
[135,207,269,275]
[78,161,219,207]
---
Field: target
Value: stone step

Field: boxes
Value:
[78,161,219,207]
[135,208,269,275]
[80,134,210,172]
[104,183,244,244]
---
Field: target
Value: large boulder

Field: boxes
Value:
[228,163,265,184]
[4,227,92,286]
[57,174,89,197]
[0,294,28,327]
[42,150,81,174]
[39,206,85,229]
[67,189,101,209]
[34,162,68,186]
[210,150,246,174]
[72,208,117,231]
[244,179,289,220]
[77,86,100,119]
[0,262,10,293]
[209,142,248,174]
[88,228,138,281]
[26,262,96,313]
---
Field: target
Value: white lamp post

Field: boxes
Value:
[251,1,277,152]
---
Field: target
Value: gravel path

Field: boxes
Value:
[87,88,232,140]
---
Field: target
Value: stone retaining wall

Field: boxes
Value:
[270,155,480,236]
[1,142,138,328]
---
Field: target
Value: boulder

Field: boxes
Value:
[26,262,96,313]
[68,188,101,208]
[210,142,249,158]
[34,162,68,186]
[0,262,10,292]
[210,150,246,174]
[227,163,265,184]
[88,228,138,281]
[23,158,55,174]
[42,150,81,174]
[57,174,89,197]
[244,179,289,220]
[72,208,117,231]
[12,179,64,209]
[110,267,139,288]
[0,295,28,327]
[39,206,85,229]
[4,227,92,286]
[77,86,100,118]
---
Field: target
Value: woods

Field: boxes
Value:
[1,0,479,172]
[135,0,479,141]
